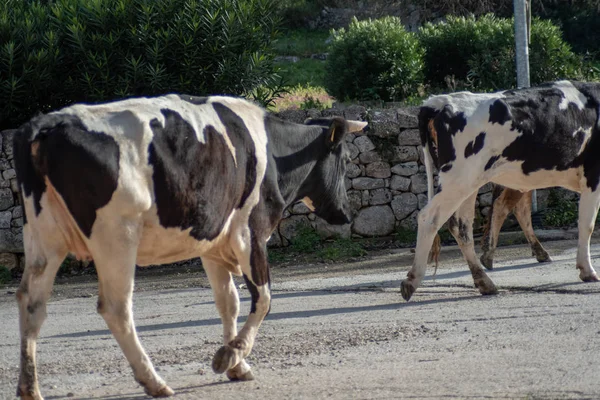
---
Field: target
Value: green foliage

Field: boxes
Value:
[273,29,330,57]
[325,16,425,102]
[276,0,333,29]
[0,0,282,130]
[0,265,11,284]
[290,224,321,253]
[544,190,578,228]
[419,14,584,92]
[319,238,366,261]
[300,95,326,110]
[275,58,326,87]
[395,226,417,244]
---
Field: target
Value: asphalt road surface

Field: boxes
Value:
[1,238,600,400]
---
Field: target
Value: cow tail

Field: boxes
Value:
[422,131,441,276]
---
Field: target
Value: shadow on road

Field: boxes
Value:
[48,292,482,339]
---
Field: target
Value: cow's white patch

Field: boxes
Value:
[574,127,593,156]
[554,80,587,110]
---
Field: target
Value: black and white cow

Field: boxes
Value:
[402,80,600,301]
[13,94,367,399]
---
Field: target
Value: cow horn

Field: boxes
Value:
[346,120,368,133]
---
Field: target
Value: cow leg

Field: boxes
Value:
[92,221,173,397]
[480,187,521,270]
[448,192,497,296]
[576,189,600,282]
[202,257,253,381]
[512,191,552,263]
[401,185,482,301]
[16,226,67,400]
[211,234,271,379]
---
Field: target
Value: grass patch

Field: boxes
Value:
[319,238,367,261]
[276,58,327,87]
[273,29,330,57]
[395,226,417,245]
[273,84,334,111]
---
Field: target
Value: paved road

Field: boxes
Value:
[1,239,599,400]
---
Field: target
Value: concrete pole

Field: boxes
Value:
[514,0,537,211]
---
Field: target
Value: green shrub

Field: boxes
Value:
[419,14,584,91]
[324,16,425,102]
[0,0,282,130]
[544,190,578,228]
[0,265,11,284]
[290,224,321,253]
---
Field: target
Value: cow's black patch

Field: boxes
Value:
[243,274,260,314]
[430,105,463,167]
[14,114,120,237]
[485,155,500,171]
[212,102,257,208]
[149,107,256,241]
[499,84,598,175]
[473,132,486,154]
[488,99,512,125]
[178,95,208,105]
[441,164,452,172]
[464,132,486,159]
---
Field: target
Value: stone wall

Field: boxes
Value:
[0,129,24,269]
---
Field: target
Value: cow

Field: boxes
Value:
[427,185,552,270]
[12,94,367,399]
[479,185,551,269]
[401,80,600,302]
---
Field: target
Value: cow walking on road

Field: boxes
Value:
[479,185,551,269]
[13,94,366,399]
[404,80,600,301]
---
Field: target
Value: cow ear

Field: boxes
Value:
[325,117,348,149]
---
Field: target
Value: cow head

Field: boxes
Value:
[298,117,367,225]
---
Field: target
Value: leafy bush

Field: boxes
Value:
[419,14,584,91]
[0,0,282,130]
[0,265,10,284]
[544,190,578,228]
[324,16,425,102]
[290,224,321,253]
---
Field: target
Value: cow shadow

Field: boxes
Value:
[48,291,483,340]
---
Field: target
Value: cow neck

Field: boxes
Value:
[266,117,325,206]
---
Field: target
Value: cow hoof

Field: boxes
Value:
[145,385,175,398]
[475,278,498,295]
[580,274,599,282]
[536,253,552,263]
[17,386,43,400]
[17,392,43,400]
[480,254,493,270]
[212,345,240,374]
[400,280,415,301]
[227,369,255,381]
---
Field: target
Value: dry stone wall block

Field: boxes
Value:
[392,146,419,163]
[366,162,391,179]
[397,129,421,146]
[410,173,428,194]
[353,177,385,190]
[354,136,376,153]
[391,162,419,176]
[0,188,13,211]
[369,188,392,205]
[359,150,382,164]
[391,193,418,220]
[390,175,411,191]
[352,206,395,236]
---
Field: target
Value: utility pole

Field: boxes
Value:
[514,0,537,212]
